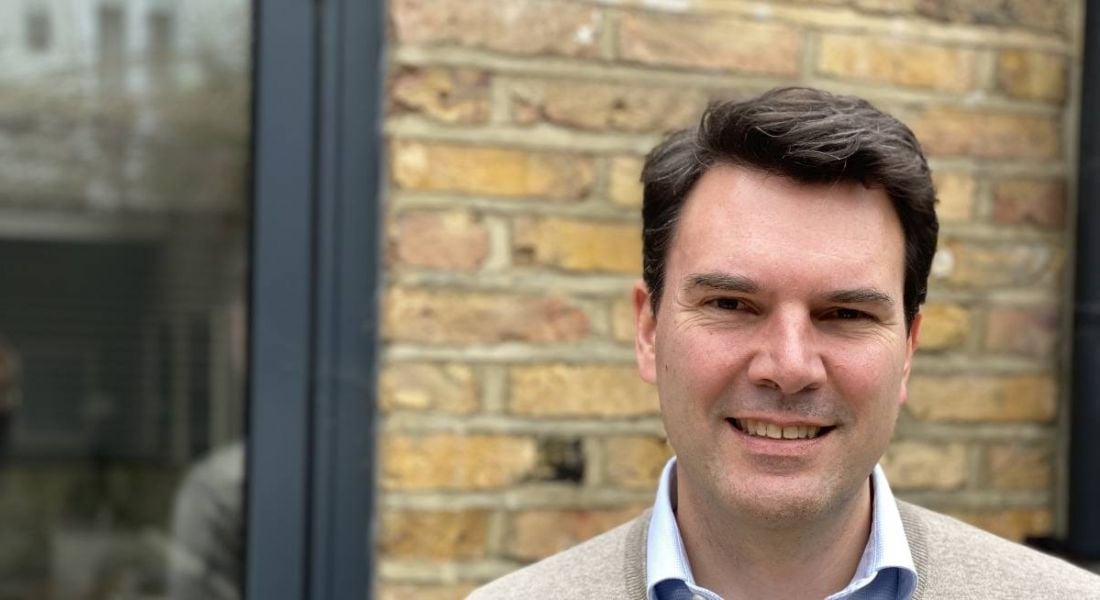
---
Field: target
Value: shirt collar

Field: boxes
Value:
[645,457,918,600]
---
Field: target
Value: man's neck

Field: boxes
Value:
[675,480,872,600]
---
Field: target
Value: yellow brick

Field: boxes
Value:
[918,303,970,351]
[880,441,967,490]
[935,240,1063,289]
[511,80,704,133]
[611,297,635,343]
[818,34,977,92]
[946,508,1052,542]
[380,363,478,414]
[376,584,477,600]
[509,507,644,561]
[391,140,594,200]
[997,49,1066,102]
[380,509,489,559]
[513,217,641,274]
[391,0,602,58]
[987,445,1052,490]
[609,156,644,208]
[383,287,590,345]
[510,364,658,416]
[381,434,536,490]
[933,172,974,223]
[907,375,1056,422]
[911,109,1060,159]
[618,13,800,76]
[389,67,490,124]
[605,436,673,489]
[389,210,490,271]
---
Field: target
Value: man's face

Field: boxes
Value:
[634,164,920,526]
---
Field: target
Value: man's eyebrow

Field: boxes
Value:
[683,273,760,294]
[826,288,896,307]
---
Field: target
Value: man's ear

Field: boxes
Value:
[899,312,922,406]
[633,280,658,385]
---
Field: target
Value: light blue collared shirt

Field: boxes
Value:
[646,458,918,600]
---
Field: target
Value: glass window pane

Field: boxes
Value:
[0,1,251,598]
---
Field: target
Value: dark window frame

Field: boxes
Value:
[246,0,383,597]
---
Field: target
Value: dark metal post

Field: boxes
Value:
[1068,0,1100,562]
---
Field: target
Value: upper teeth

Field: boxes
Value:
[737,419,821,440]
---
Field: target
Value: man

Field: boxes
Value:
[469,88,1100,599]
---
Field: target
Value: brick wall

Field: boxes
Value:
[379,0,1084,596]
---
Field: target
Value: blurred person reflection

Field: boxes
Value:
[0,337,21,467]
[168,275,247,600]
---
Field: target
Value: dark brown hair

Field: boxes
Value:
[641,87,939,329]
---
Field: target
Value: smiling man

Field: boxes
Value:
[469,88,1100,599]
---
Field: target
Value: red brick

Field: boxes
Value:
[389,210,490,271]
[911,109,1060,160]
[993,179,1066,229]
[509,507,643,560]
[391,0,602,58]
[384,287,591,345]
[618,13,800,76]
[985,306,1058,357]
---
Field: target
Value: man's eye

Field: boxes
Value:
[831,308,865,320]
[711,298,744,311]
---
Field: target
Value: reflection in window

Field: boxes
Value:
[0,1,251,598]
[25,9,52,53]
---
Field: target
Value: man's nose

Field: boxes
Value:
[746,311,826,394]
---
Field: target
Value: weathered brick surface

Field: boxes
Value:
[390,67,491,124]
[911,109,1060,159]
[985,306,1058,357]
[511,80,704,133]
[380,509,490,559]
[934,240,1063,289]
[381,0,1084,583]
[918,303,971,351]
[392,140,594,200]
[817,34,977,92]
[618,13,801,76]
[380,362,479,414]
[881,441,968,490]
[391,0,602,58]
[384,287,590,344]
[604,436,673,489]
[382,434,537,490]
[609,156,644,208]
[907,375,1056,422]
[509,507,644,561]
[997,50,1067,102]
[611,297,636,343]
[932,172,975,223]
[513,217,641,274]
[389,210,490,271]
[987,445,1052,490]
[377,584,477,600]
[993,179,1066,228]
[510,364,658,416]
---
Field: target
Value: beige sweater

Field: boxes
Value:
[469,501,1100,599]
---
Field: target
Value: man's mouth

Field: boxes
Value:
[728,418,835,440]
